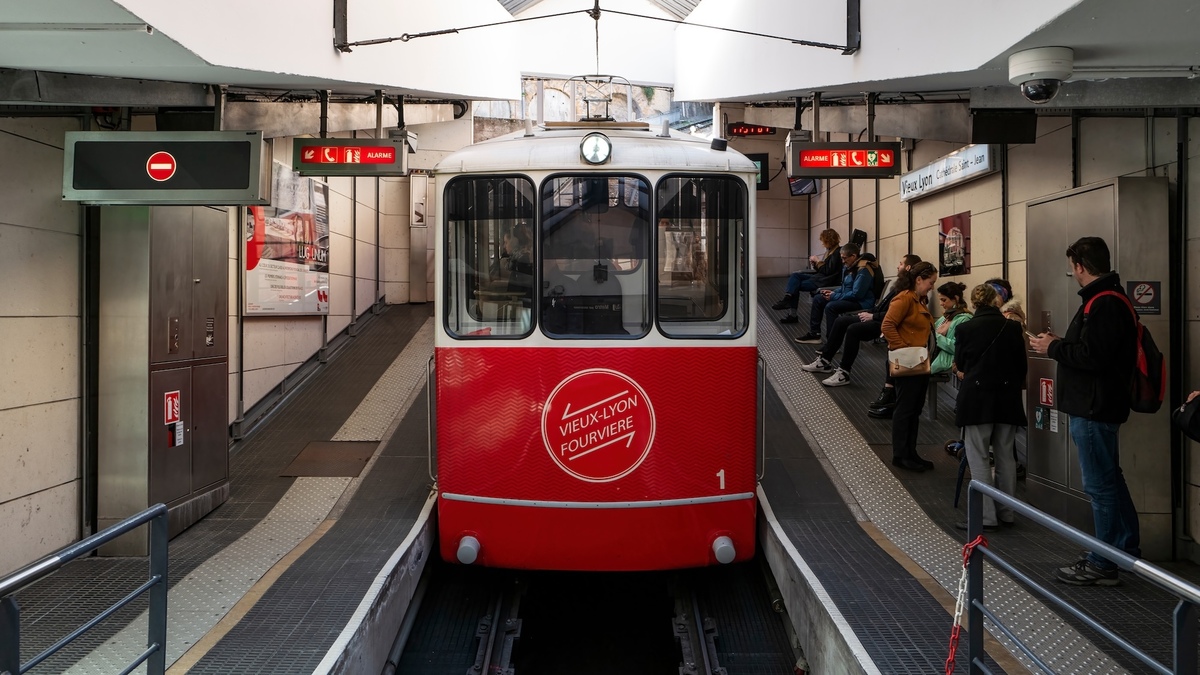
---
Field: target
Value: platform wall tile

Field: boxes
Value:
[0,481,78,576]
[0,398,78,504]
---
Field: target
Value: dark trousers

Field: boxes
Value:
[891,374,930,461]
[820,317,881,373]
[809,297,860,335]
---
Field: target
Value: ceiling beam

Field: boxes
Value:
[0,69,210,107]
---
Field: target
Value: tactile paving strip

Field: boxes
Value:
[757,291,1124,673]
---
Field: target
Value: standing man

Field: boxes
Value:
[1029,236,1140,586]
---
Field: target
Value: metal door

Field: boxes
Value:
[150,207,194,364]
[192,206,229,359]
[191,362,228,491]
[150,367,191,505]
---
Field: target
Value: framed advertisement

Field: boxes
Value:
[244,161,331,314]
[938,211,971,276]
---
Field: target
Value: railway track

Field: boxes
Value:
[392,554,800,675]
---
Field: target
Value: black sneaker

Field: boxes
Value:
[1055,559,1120,586]
[955,520,999,532]
[780,314,799,324]
[771,295,793,310]
[867,406,894,419]
[793,332,821,344]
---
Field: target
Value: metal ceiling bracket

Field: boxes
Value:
[334,0,351,52]
[843,0,860,55]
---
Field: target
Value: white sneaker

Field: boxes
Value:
[822,368,851,387]
[801,356,834,373]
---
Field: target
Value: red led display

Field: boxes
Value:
[726,122,777,137]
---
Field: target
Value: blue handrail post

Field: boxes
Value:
[147,509,168,675]
[967,482,985,674]
[1175,600,1197,674]
[1,596,19,675]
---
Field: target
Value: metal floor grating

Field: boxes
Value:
[12,304,432,672]
[759,386,1006,673]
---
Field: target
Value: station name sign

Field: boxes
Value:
[292,138,408,176]
[63,131,269,205]
[900,144,998,202]
[786,141,902,179]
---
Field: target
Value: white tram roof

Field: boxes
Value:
[433,121,758,176]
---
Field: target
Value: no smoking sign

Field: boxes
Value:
[1126,280,1161,315]
[541,369,656,483]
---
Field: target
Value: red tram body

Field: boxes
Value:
[432,106,759,571]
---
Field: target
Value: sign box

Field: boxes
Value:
[63,131,270,204]
[786,140,902,179]
[292,138,408,176]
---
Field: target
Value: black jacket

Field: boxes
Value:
[812,248,844,286]
[1047,272,1137,424]
[870,287,900,323]
[954,306,1027,427]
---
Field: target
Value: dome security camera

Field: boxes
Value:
[1008,47,1074,104]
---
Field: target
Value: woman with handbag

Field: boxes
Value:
[953,283,1028,530]
[881,261,938,472]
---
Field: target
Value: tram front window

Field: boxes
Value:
[540,176,650,338]
[444,176,536,337]
[656,176,748,337]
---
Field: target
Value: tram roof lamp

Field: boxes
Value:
[1008,47,1073,104]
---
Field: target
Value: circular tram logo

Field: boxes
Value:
[541,369,656,482]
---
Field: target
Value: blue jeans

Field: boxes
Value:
[1069,416,1141,569]
[785,271,823,297]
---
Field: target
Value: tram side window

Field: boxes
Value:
[540,175,650,338]
[655,176,748,337]
[444,176,536,338]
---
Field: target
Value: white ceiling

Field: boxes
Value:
[0,0,1197,104]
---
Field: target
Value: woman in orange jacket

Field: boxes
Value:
[881,261,939,472]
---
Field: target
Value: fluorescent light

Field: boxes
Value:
[0,23,153,34]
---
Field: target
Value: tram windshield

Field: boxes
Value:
[444,176,537,337]
[540,175,651,338]
[656,176,748,337]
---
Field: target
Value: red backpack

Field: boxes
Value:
[1084,290,1165,414]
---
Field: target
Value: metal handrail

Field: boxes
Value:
[0,504,169,675]
[965,480,1199,674]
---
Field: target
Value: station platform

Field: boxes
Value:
[9,284,1199,673]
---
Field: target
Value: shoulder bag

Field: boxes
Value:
[1172,397,1200,443]
[888,346,930,377]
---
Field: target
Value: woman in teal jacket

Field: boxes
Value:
[933,281,970,374]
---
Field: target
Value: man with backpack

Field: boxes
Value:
[1030,236,1141,586]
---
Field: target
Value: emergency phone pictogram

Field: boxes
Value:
[541,369,655,483]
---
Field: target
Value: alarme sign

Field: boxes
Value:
[300,146,397,165]
[541,369,656,483]
[292,139,408,176]
[787,141,903,179]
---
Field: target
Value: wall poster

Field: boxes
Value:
[244,161,330,314]
[938,211,971,276]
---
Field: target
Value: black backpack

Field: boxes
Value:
[857,253,886,301]
[1084,291,1165,414]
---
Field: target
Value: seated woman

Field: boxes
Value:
[932,281,971,376]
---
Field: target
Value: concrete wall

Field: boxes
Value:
[0,117,83,575]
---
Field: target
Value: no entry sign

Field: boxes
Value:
[146,151,177,182]
[541,369,656,482]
